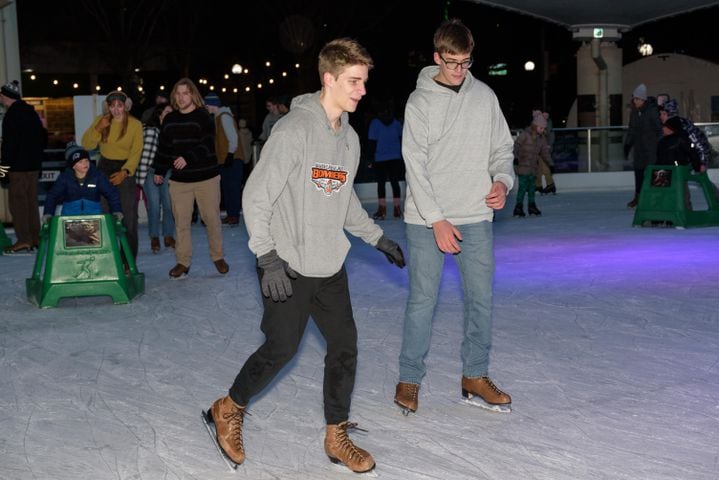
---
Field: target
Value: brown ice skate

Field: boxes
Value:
[209,395,246,465]
[461,376,512,413]
[394,382,420,415]
[324,421,375,473]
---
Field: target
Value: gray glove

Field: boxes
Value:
[257,249,298,302]
[42,214,52,224]
[113,212,124,222]
[375,235,406,268]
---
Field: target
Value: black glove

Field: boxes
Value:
[623,144,631,159]
[257,249,298,302]
[375,235,405,268]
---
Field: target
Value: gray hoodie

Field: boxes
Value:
[402,66,515,227]
[242,92,383,277]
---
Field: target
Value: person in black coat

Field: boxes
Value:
[624,83,662,208]
[0,81,47,253]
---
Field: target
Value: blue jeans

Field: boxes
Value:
[220,161,244,217]
[144,167,175,238]
[399,221,495,384]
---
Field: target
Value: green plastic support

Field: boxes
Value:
[0,221,11,252]
[26,214,144,308]
[632,165,719,228]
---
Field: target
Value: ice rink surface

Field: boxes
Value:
[1,189,718,480]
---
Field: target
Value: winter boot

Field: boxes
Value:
[513,204,525,218]
[324,421,375,473]
[209,396,246,465]
[394,382,420,414]
[627,195,638,208]
[544,183,556,195]
[461,376,512,412]
[528,202,542,216]
[393,205,402,218]
[150,237,161,253]
[372,205,386,220]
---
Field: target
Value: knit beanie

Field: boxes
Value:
[1,80,21,100]
[663,99,679,118]
[204,93,221,107]
[531,110,547,128]
[632,84,648,100]
[65,142,89,168]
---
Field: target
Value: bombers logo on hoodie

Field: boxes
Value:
[311,162,348,196]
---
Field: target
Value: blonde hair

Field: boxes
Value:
[317,38,373,83]
[170,77,205,111]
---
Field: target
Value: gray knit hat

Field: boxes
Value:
[632,84,647,100]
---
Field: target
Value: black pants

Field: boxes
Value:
[374,158,404,199]
[98,157,138,259]
[229,266,358,425]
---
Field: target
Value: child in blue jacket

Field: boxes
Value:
[42,143,123,221]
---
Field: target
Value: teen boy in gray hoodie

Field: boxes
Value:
[394,18,516,415]
[206,38,404,475]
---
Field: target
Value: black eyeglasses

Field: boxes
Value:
[439,54,474,71]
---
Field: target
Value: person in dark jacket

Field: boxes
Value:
[42,144,123,220]
[624,83,662,208]
[0,81,46,253]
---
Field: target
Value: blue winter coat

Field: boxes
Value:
[43,164,122,216]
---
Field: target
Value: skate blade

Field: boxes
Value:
[330,461,379,477]
[394,400,415,417]
[461,396,511,413]
[201,409,239,472]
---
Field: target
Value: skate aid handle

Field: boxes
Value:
[257,249,298,302]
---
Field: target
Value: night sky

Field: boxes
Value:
[16,0,719,129]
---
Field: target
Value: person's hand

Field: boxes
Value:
[432,220,462,254]
[154,174,164,185]
[95,115,111,132]
[173,156,187,170]
[485,181,508,210]
[109,169,128,186]
[257,250,297,302]
[42,214,52,224]
[375,235,405,268]
[0,164,9,187]
[113,212,124,222]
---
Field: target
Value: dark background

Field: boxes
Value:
[16,0,719,131]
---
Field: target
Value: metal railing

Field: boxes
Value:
[537,122,719,174]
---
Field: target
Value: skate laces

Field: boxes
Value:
[482,377,504,396]
[223,405,247,450]
[401,383,419,401]
[334,422,368,461]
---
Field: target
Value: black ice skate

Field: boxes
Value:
[528,203,542,216]
[513,204,525,218]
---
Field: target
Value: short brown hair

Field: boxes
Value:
[433,18,474,55]
[170,77,204,111]
[318,38,373,83]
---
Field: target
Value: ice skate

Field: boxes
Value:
[528,202,542,216]
[394,382,419,416]
[202,396,246,471]
[461,376,511,413]
[325,421,376,474]
[544,183,556,195]
[372,205,386,220]
[512,204,525,218]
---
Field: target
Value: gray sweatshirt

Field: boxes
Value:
[242,92,383,277]
[402,66,515,227]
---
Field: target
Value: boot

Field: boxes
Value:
[393,205,402,218]
[627,195,638,208]
[164,236,176,249]
[528,202,542,216]
[394,382,420,414]
[150,237,160,253]
[461,376,512,408]
[209,396,246,465]
[324,421,375,473]
[544,183,556,195]
[535,185,544,194]
[372,205,386,220]
[512,204,525,218]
